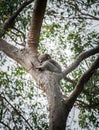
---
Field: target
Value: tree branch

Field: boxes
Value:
[7,33,25,47]
[64,77,76,85]
[27,0,47,52]
[72,1,99,21]
[77,99,99,109]
[13,27,26,45]
[0,121,12,130]
[83,87,99,95]
[50,14,98,20]
[0,38,25,66]
[78,8,99,21]
[62,45,99,78]
[0,0,33,37]
[67,56,99,107]
[0,94,34,130]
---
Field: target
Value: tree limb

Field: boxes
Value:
[27,0,47,52]
[62,45,99,78]
[76,99,99,109]
[0,94,34,130]
[72,1,99,21]
[13,27,26,45]
[0,38,25,66]
[67,56,99,107]
[64,77,76,85]
[3,0,34,30]
[77,7,99,21]
[83,89,99,95]
[0,121,12,130]
[50,14,98,20]
[0,0,33,37]
[7,33,25,47]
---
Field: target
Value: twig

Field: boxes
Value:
[64,77,76,85]
[13,27,26,44]
[7,33,25,47]
[0,94,34,130]
[0,121,12,130]
[76,99,99,109]
[75,2,99,21]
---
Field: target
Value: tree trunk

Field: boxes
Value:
[37,73,69,130]
[48,100,68,130]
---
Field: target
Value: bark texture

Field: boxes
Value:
[27,0,47,51]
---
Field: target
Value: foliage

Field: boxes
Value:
[0,52,48,130]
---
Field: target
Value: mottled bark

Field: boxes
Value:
[27,0,47,52]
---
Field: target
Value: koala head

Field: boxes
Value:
[38,54,51,63]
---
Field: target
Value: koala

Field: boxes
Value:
[36,54,62,73]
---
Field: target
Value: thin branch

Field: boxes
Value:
[0,94,34,130]
[0,0,33,37]
[72,1,99,21]
[78,9,99,21]
[11,114,18,130]
[64,77,76,85]
[49,14,97,20]
[13,27,26,44]
[76,99,99,109]
[83,88,99,95]
[3,0,34,30]
[27,0,47,52]
[67,56,99,107]
[10,30,21,37]
[62,45,99,78]
[0,121,12,130]
[0,38,25,66]
[7,33,25,47]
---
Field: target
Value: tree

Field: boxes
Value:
[0,0,99,130]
